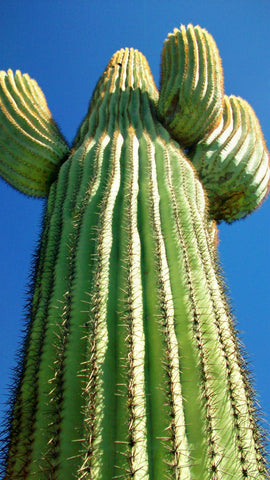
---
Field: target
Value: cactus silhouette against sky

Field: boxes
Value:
[0,24,269,479]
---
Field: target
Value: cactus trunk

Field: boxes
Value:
[2,48,267,480]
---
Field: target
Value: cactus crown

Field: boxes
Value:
[73,48,159,149]
[1,25,269,221]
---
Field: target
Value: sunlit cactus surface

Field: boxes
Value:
[0,24,269,480]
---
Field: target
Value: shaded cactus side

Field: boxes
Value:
[0,26,269,480]
[188,95,270,222]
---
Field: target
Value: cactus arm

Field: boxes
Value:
[158,25,224,147]
[0,70,69,197]
[157,25,270,224]
[188,95,270,222]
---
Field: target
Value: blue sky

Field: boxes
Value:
[0,0,269,452]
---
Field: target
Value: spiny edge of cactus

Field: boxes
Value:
[0,199,49,477]
[212,254,269,476]
[203,238,269,475]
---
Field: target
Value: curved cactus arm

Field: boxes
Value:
[188,95,270,222]
[157,24,224,147]
[0,69,70,197]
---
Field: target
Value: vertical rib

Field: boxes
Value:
[124,131,148,478]
[146,133,191,479]
[5,157,72,479]
[78,131,122,478]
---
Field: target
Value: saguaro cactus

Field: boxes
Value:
[0,25,269,480]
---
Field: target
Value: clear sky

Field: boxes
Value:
[0,0,269,456]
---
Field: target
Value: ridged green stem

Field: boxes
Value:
[2,47,267,480]
[2,16,270,479]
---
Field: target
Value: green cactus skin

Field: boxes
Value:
[188,95,270,222]
[158,25,224,148]
[0,29,269,480]
[0,69,69,196]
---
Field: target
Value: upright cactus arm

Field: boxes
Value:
[0,69,70,197]
[158,24,224,147]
